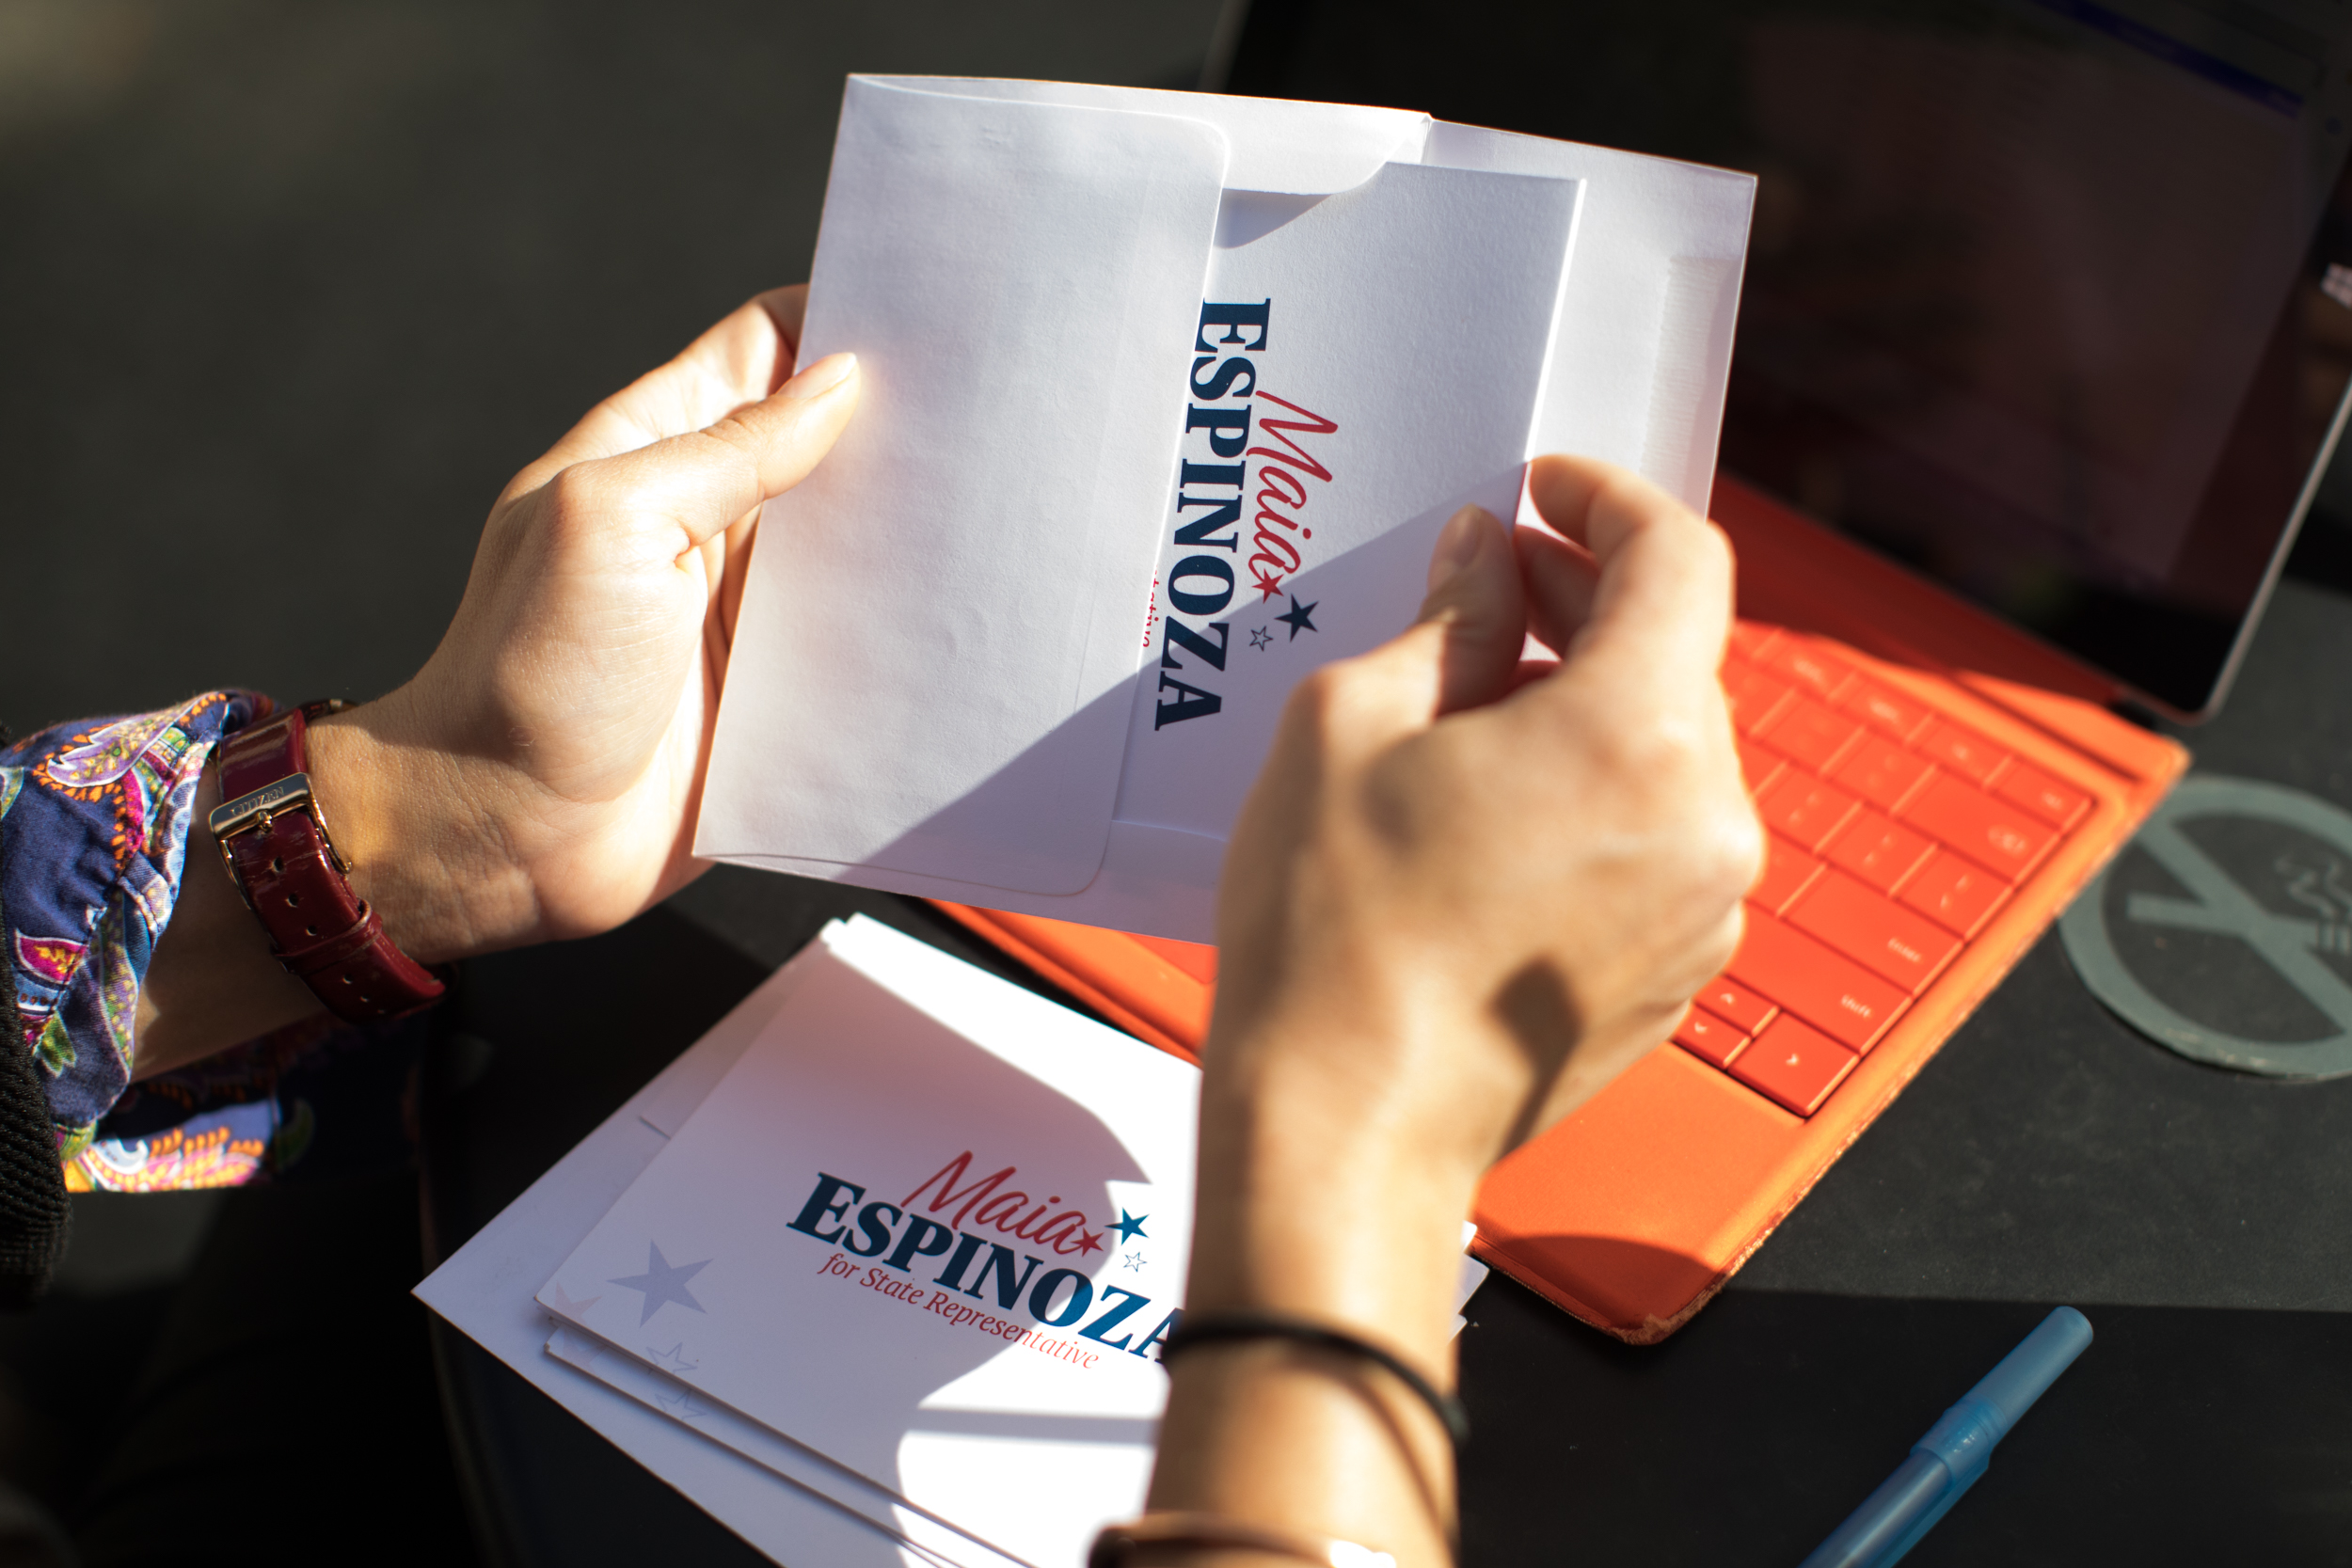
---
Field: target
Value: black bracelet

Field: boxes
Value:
[1160,1310,1470,1452]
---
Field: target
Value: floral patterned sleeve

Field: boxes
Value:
[2,694,433,1204]
[2,692,267,1153]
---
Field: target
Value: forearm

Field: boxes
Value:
[1142,1026,1489,1567]
[111,286,847,1090]
[132,764,326,1078]
[134,697,535,1080]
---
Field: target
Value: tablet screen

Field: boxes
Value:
[1227,0,2352,716]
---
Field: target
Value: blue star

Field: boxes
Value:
[1248,626,1273,651]
[1110,1210,1149,1243]
[609,1243,710,1326]
[1275,595,1319,640]
[1121,1250,1149,1273]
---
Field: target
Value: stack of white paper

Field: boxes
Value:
[419,916,1486,1566]
[698,77,1756,942]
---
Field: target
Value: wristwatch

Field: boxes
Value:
[206,700,446,1023]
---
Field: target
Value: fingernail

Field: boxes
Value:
[1426,505,1488,592]
[783,351,857,400]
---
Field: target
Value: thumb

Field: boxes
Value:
[594,351,862,553]
[1408,504,1526,715]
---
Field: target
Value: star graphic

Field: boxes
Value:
[1247,626,1273,651]
[1276,595,1319,639]
[1120,1251,1149,1273]
[647,1340,700,1374]
[1075,1229,1105,1258]
[609,1243,710,1326]
[543,1282,602,1319]
[655,1386,709,1420]
[1251,566,1288,601]
[1110,1210,1149,1243]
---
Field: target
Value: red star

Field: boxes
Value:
[1251,567,1287,602]
[1075,1230,1105,1257]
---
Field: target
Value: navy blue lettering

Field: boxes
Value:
[1191,356,1256,400]
[843,1200,903,1259]
[1173,494,1242,550]
[1196,300,1271,353]
[964,1243,1045,1310]
[1161,619,1229,673]
[1076,1286,1153,1350]
[933,1231,989,1291]
[1185,404,1253,458]
[1028,1269,1094,1328]
[1167,556,1234,617]
[1154,674,1223,729]
[884,1215,957,1273]
[786,1174,866,1244]
[1180,460,1246,490]
[1133,1307,1185,1360]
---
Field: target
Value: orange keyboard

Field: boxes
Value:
[1688,622,2094,1117]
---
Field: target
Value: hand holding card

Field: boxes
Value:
[695,77,1754,942]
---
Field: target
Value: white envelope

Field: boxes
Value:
[419,916,1487,1568]
[413,938,956,1568]
[537,915,1200,1568]
[415,921,1110,1568]
[697,78,1755,941]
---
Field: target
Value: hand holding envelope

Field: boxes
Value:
[412,76,1760,1568]
[695,77,1756,942]
[1152,462,1758,1562]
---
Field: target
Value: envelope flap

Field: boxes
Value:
[698,79,1230,895]
[1424,123,1755,513]
[866,76,1429,193]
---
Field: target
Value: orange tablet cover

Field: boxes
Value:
[939,480,2186,1341]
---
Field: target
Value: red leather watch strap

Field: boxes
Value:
[209,701,446,1024]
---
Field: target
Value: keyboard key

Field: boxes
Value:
[1993,759,2090,830]
[1751,833,1823,913]
[1756,771,1861,851]
[1737,737,1786,796]
[1787,869,1962,993]
[1727,621,1779,661]
[1730,1014,1857,1117]
[1831,736,1934,812]
[1823,809,1934,894]
[1761,638,1854,701]
[1898,773,2056,880]
[1756,695,1865,772]
[1726,911,1908,1052]
[1915,719,2008,784]
[1674,1006,1749,1069]
[1724,665,1796,736]
[1838,679,1931,741]
[1899,848,2010,936]
[1693,975,1776,1034]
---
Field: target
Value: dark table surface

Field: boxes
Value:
[421,572,2352,1568]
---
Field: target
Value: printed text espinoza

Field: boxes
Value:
[1154,300,1339,729]
[787,1153,1182,1364]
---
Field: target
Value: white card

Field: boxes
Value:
[698,78,1231,898]
[537,917,1200,1568]
[413,936,946,1567]
[697,77,1753,941]
[545,1321,1024,1568]
[1108,157,1577,842]
[421,914,1489,1565]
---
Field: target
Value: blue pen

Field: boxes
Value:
[1797,1306,2093,1568]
